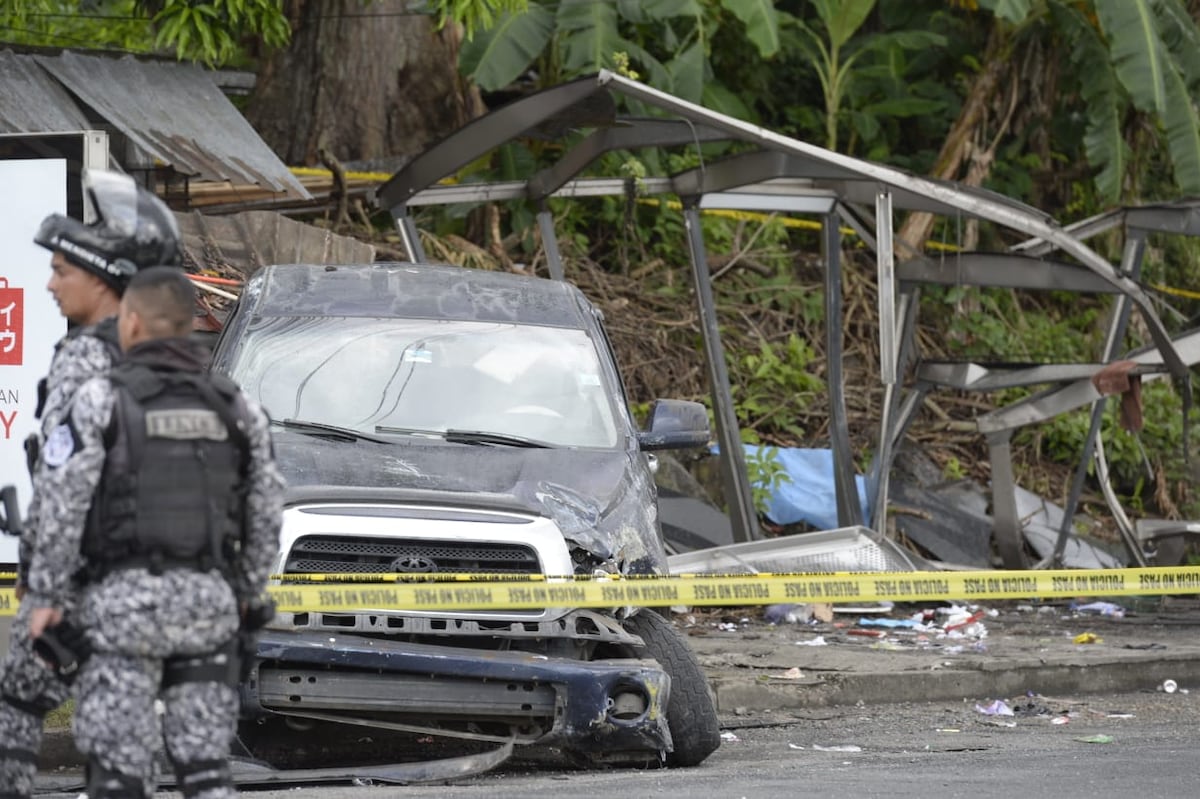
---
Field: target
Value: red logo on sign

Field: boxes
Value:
[0,278,23,366]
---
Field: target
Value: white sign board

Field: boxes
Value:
[0,159,68,563]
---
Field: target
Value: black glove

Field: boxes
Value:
[33,619,91,684]
[23,434,38,477]
[0,486,21,537]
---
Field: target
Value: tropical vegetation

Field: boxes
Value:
[6,0,1200,544]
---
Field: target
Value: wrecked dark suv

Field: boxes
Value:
[209,262,721,767]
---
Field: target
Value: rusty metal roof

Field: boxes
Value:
[0,49,309,200]
[0,50,92,132]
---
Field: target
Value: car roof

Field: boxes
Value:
[248,262,598,328]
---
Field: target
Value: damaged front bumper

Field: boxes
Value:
[242,630,673,762]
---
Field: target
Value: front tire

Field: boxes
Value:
[621,610,720,767]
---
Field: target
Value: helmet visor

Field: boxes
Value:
[83,169,138,236]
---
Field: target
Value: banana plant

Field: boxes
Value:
[787,0,948,152]
[980,0,1200,202]
[458,0,782,119]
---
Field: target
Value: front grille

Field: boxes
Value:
[285,535,541,575]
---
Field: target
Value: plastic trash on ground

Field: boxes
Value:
[1071,601,1126,618]
[974,699,1015,716]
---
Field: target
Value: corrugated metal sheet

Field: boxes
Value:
[0,50,92,132]
[175,210,375,279]
[0,49,309,200]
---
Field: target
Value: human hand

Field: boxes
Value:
[30,606,63,639]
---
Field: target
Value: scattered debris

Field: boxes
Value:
[1071,601,1126,618]
[1074,735,1115,744]
[975,699,1015,716]
[847,629,887,639]
[794,636,829,647]
[773,667,805,680]
[810,744,863,753]
[720,732,740,742]
[857,617,921,629]
[765,604,814,624]
[1160,679,1178,694]
[1073,632,1103,644]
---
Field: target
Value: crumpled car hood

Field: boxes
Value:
[274,431,664,570]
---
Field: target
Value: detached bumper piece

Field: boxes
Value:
[245,630,673,762]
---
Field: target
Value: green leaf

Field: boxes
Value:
[642,0,703,18]
[1155,0,1200,94]
[557,0,621,73]
[1095,0,1168,114]
[977,0,1033,25]
[719,0,781,57]
[617,0,647,23]
[1163,62,1200,195]
[1054,3,1127,202]
[702,82,753,121]
[860,97,945,117]
[860,29,947,53]
[617,37,673,88]
[666,41,705,103]
[460,6,555,91]
[495,141,537,182]
[811,0,875,50]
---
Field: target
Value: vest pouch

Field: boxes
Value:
[84,369,245,577]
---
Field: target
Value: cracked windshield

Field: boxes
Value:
[231,317,620,448]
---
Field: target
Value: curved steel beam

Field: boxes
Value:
[528,119,729,200]
[378,75,613,211]
[596,70,1186,380]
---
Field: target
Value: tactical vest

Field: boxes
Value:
[82,364,250,580]
[35,317,122,421]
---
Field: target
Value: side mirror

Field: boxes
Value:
[636,399,710,451]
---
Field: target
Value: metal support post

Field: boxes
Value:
[682,203,760,543]
[823,213,863,527]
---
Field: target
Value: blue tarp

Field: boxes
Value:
[740,445,871,530]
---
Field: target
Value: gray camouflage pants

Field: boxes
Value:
[74,653,238,799]
[0,600,71,798]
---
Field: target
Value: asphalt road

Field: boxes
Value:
[34,689,1199,798]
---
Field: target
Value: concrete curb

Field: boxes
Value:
[707,649,1200,711]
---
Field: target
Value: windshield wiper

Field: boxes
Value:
[277,418,392,444]
[374,425,446,438]
[444,429,552,448]
[372,425,552,448]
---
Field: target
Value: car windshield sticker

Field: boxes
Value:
[42,423,75,467]
[579,373,601,386]
[404,349,433,363]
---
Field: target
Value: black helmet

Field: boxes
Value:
[34,169,182,295]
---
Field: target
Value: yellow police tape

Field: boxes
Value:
[258,567,1200,612]
[0,567,1197,617]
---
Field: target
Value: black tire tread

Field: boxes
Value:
[623,610,721,767]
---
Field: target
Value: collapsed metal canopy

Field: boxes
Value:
[378,70,1190,554]
[0,49,309,199]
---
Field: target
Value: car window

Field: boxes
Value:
[230,317,621,448]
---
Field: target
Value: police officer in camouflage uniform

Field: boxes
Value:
[27,267,282,799]
[0,169,182,799]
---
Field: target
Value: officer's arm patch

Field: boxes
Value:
[42,423,76,468]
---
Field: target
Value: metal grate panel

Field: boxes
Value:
[285,535,541,575]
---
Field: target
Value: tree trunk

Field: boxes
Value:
[896,21,1013,253]
[246,0,471,166]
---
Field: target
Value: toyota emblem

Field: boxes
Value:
[389,555,439,573]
